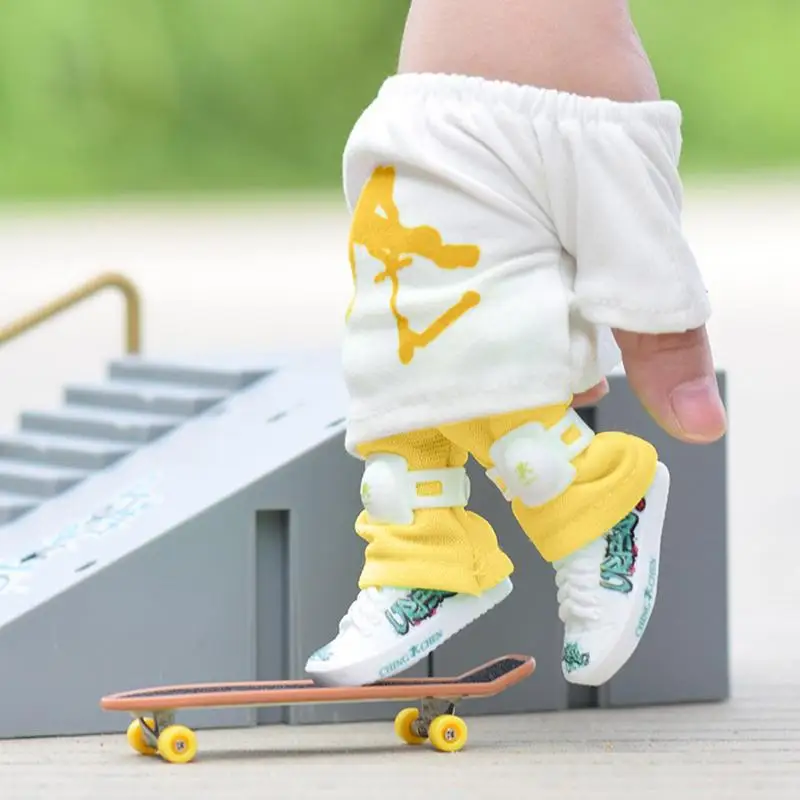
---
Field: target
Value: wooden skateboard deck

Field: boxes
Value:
[101,653,535,762]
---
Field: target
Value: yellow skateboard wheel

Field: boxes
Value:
[157,724,198,764]
[394,707,427,746]
[126,718,157,756]
[428,714,468,753]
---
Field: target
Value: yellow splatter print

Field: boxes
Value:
[348,166,481,365]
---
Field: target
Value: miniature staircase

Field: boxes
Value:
[0,356,269,527]
[0,350,357,739]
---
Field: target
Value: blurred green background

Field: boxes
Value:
[0,0,796,200]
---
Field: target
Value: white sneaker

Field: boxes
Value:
[555,461,670,686]
[305,578,513,687]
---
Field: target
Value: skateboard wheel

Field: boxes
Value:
[157,725,198,764]
[126,718,158,756]
[428,714,468,753]
[394,707,427,746]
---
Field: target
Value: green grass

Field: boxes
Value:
[631,0,800,174]
[0,0,797,199]
[0,0,408,198]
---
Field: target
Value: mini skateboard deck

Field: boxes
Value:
[101,653,535,762]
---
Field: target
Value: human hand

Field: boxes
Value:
[573,326,726,444]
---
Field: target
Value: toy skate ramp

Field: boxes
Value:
[0,352,728,740]
[0,350,356,737]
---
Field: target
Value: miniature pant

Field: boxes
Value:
[355,402,657,594]
[341,73,711,452]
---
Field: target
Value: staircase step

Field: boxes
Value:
[20,407,185,444]
[108,357,270,391]
[0,492,41,525]
[65,380,228,417]
[0,461,88,498]
[0,432,134,470]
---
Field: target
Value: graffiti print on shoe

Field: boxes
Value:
[305,579,513,687]
[554,462,670,686]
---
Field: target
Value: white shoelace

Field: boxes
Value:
[338,587,387,636]
[554,551,600,624]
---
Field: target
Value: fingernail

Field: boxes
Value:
[669,377,727,441]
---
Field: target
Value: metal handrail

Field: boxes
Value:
[0,272,142,353]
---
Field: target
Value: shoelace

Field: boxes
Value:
[553,550,600,624]
[338,587,386,636]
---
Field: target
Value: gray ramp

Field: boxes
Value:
[0,351,346,737]
[0,353,728,738]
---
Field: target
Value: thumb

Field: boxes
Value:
[612,326,727,444]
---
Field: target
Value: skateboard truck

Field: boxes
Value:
[136,711,176,749]
[410,697,458,739]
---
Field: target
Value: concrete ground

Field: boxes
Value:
[0,175,798,796]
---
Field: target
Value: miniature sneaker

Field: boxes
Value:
[305,578,513,687]
[555,462,670,686]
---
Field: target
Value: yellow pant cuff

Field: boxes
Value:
[534,454,658,562]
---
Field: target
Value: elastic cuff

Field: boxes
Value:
[378,72,682,130]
